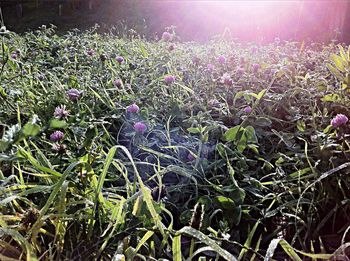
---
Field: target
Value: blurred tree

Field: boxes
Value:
[343,2,350,43]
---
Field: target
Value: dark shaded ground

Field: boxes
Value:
[1,1,350,43]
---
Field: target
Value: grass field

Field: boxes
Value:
[1,25,350,260]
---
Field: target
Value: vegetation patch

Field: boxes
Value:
[1,26,350,260]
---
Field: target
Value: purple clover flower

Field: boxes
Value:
[50,131,64,142]
[243,106,252,113]
[11,52,17,59]
[134,122,147,133]
[54,105,69,119]
[236,67,245,76]
[127,103,140,113]
[38,73,45,81]
[66,89,83,101]
[162,32,172,41]
[217,55,226,64]
[164,75,175,85]
[331,114,348,128]
[168,43,176,51]
[207,63,214,71]
[221,73,233,86]
[251,46,258,54]
[114,79,122,87]
[87,49,95,56]
[116,56,124,64]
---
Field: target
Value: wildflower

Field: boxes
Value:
[164,75,175,85]
[37,73,45,80]
[252,63,260,73]
[236,67,245,76]
[217,55,226,64]
[168,43,176,51]
[251,46,258,54]
[52,143,66,153]
[127,103,140,113]
[50,131,64,142]
[162,31,172,41]
[243,106,252,113]
[54,105,69,119]
[100,53,107,62]
[187,153,196,161]
[116,56,124,63]
[66,88,83,101]
[87,49,95,56]
[221,73,233,86]
[134,122,147,133]
[331,114,348,128]
[114,79,122,87]
[207,63,214,71]
[11,52,18,59]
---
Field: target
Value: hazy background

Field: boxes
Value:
[1,0,350,43]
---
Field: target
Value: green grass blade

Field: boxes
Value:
[176,226,237,261]
[172,234,182,261]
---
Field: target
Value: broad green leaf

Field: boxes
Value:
[187,127,200,134]
[339,45,348,62]
[0,86,6,97]
[214,196,235,209]
[257,89,267,100]
[331,54,345,72]
[244,126,258,143]
[296,120,306,132]
[323,124,333,134]
[321,93,341,102]
[22,123,40,137]
[223,126,242,142]
[49,119,68,129]
[0,140,9,152]
[237,133,248,152]
[327,64,343,80]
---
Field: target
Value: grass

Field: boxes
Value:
[1,24,350,260]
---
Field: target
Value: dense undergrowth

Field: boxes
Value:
[1,25,350,260]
